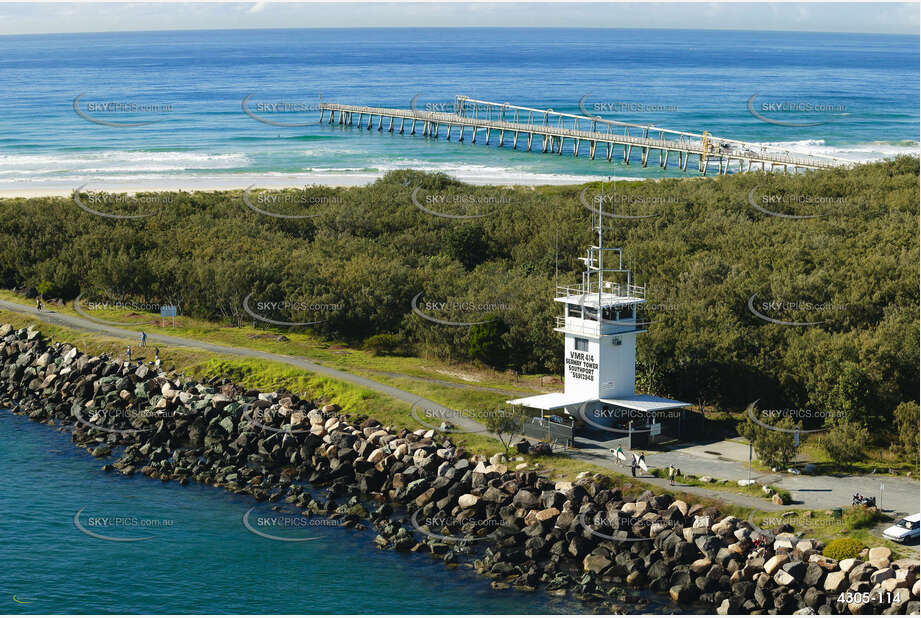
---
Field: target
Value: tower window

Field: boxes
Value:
[574,338,589,352]
[602,306,619,322]
[567,303,581,318]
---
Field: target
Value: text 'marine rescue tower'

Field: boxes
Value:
[508,194,689,430]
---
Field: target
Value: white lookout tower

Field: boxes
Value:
[508,193,689,435]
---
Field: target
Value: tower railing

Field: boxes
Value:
[554,315,646,336]
[556,282,647,301]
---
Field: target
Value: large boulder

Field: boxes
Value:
[774,570,795,586]
[458,494,479,509]
[839,558,859,574]
[670,499,689,518]
[583,553,612,574]
[669,583,697,604]
[868,546,892,567]
[823,571,848,594]
[783,560,808,582]
[512,489,540,509]
[716,598,741,615]
[870,567,895,585]
[849,561,876,584]
[804,562,827,587]
[765,554,790,575]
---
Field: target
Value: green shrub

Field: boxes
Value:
[774,489,792,505]
[738,411,798,469]
[894,401,920,463]
[823,537,865,560]
[36,280,57,297]
[468,316,509,368]
[845,506,883,529]
[363,333,409,356]
[819,421,870,468]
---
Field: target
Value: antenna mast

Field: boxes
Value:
[554,228,559,289]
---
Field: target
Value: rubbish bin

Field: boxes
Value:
[832,508,842,520]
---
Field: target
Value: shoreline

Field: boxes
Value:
[1,323,917,615]
[0,172,660,199]
[0,148,914,200]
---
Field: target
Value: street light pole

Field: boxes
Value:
[748,439,753,483]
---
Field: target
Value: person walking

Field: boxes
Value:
[126,346,131,362]
[668,464,676,486]
[631,460,637,477]
[139,331,147,347]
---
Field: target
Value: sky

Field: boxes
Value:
[0,2,917,36]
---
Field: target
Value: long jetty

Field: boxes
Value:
[319,96,852,175]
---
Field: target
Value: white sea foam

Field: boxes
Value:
[368,160,645,184]
[1,138,915,192]
[0,151,250,174]
[754,139,919,161]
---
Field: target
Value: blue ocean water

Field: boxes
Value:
[0,28,917,189]
[0,411,609,614]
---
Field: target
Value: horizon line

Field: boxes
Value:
[2,25,918,37]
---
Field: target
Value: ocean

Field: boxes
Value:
[0,28,917,192]
[0,410,615,614]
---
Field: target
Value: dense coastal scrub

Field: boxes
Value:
[2,324,918,615]
[0,157,917,446]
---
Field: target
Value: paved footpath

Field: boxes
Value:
[2,298,918,515]
[578,431,919,514]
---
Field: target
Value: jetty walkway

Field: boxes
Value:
[319,96,853,176]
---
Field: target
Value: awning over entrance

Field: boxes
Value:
[509,392,691,413]
[600,393,691,412]
[506,392,592,411]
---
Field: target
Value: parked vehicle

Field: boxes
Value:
[852,493,877,508]
[882,513,921,544]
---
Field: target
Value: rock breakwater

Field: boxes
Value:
[0,323,918,615]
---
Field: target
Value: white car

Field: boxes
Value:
[882,513,921,543]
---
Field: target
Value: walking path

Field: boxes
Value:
[577,430,918,514]
[2,298,917,515]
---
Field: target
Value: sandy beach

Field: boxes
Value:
[0,170,630,198]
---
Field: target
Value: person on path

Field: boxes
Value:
[139,332,147,347]
[668,465,676,486]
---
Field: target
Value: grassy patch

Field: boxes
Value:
[187,358,413,426]
[747,506,908,559]
[713,406,913,477]
[797,440,913,476]
[649,467,783,503]
[0,289,546,398]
